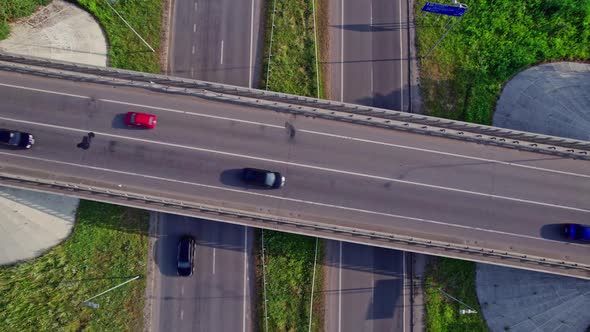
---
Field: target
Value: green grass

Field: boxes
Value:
[415,0,590,124]
[0,0,51,39]
[0,201,149,331]
[424,257,488,332]
[258,231,323,332]
[261,0,324,98]
[75,0,162,73]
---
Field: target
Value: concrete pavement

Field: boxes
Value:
[0,0,107,66]
[494,62,590,141]
[477,264,590,332]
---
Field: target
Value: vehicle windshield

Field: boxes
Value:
[149,117,154,125]
[264,173,276,187]
[130,113,136,123]
[178,261,191,268]
[8,132,21,145]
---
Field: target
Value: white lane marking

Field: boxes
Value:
[180,309,184,320]
[0,82,89,99]
[181,285,185,295]
[193,23,196,32]
[402,252,406,332]
[220,40,224,64]
[340,0,344,102]
[338,241,342,332]
[249,0,255,88]
[370,4,374,96]
[194,2,198,11]
[212,247,216,274]
[190,67,194,77]
[2,82,588,180]
[242,227,248,332]
[2,150,590,246]
[97,101,590,181]
[1,115,589,216]
[192,45,195,55]
[398,0,403,111]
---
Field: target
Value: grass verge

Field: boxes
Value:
[424,257,488,332]
[0,201,149,331]
[0,0,51,40]
[415,0,590,124]
[257,231,324,332]
[260,0,325,98]
[74,0,162,73]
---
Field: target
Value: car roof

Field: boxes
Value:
[134,112,154,124]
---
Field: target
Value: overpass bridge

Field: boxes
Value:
[0,52,589,279]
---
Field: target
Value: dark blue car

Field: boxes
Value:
[563,224,590,241]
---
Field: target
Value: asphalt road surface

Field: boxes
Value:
[324,241,406,332]
[149,213,255,332]
[328,0,409,110]
[152,0,263,330]
[1,72,590,272]
[324,0,412,328]
[168,0,264,87]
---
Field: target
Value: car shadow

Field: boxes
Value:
[219,168,245,188]
[540,223,569,242]
[153,237,179,276]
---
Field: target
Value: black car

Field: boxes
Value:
[177,236,195,276]
[0,129,34,149]
[242,168,285,188]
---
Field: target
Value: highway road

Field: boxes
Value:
[149,213,254,331]
[328,0,409,110]
[150,0,264,330]
[324,0,413,328]
[1,71,590,273]
[168,0,264,87]
[324,241,406,331]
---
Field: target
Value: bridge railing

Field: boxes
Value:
[1,51,590,160]
[1,172,589,279]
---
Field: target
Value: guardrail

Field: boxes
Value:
[1,51,590,160]
[1,172,589,279]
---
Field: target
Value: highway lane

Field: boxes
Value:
[324,241,405,332]
[149,213,254,332]
[1,72,590,268]
[168,0,263,87]
[325,0,410,327]
[159,0,263,329]
[328,0,409,110]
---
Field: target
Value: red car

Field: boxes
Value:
[125,112,157,129]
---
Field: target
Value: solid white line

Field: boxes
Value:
[2,150,589,246]
[402,252,406,332]
[212,247,216,274]
[243,227,248,332]
[192,45,195,55]
[180,310,184,320]
[193,24,196,33]
[398,0,403,111]
[338,241,342,332]
[1,115,589,215]
[249,0,255,88]
[94,101,590,181]
[340,0,344,102]
[2,82,588,180]
[220,40,224,64]
[0,82,89,99]
[370,4,374,95]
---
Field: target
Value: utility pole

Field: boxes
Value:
[103,0,156,53]
[82,275,141,309]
